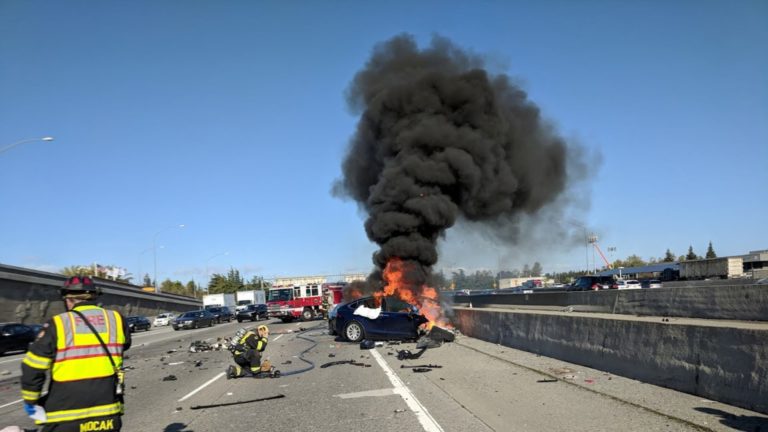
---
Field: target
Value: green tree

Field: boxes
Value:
[663,249,676,262]
[207,268,245,294]
[244,275,271,291]
[531,262,543,277]
[624,255,647,267]
[160,279,186,295]
[685,246,698,261]
[705,241,717,259]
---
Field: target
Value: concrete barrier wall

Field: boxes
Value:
[0,264,202,324]
[454,284,768,321]
[454,307,768,415]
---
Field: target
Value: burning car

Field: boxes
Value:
[333,296,428,342]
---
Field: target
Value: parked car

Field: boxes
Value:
[153,313,176,327]
[566,275,616,291]
[236,304,268,322]
[0,323,37,356]
[172,310,216,330]
[641,280,663,289]
[616,279,642,290]
[126,316,151,332]
[205,306,234,323]
[334,296,428,342]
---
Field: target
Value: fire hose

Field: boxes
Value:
[277,324,324,377]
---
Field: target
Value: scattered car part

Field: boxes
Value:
[359,339,375,349]
[537,379,558,383]
[411,368,432,373]
[397,348,427,360]
[162,375,177,381]
[190,394,285,410]
[400,364,442,369]
[320,360,371,368]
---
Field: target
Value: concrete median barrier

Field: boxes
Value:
[453,307,768,415]
[0,264,202,323]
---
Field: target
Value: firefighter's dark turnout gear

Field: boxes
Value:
[21,276,131,432]
[21,302,131,431]
[227,326,268,378]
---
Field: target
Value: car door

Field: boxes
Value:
[375,297,418,339]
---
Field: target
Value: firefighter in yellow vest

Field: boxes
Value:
[227,325,269,378]
[20,276,131,432]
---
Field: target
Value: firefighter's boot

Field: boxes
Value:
[226,365,237,379]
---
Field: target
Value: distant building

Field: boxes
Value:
[737,250,768,279]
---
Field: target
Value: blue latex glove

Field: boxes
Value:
[24,403,36,416]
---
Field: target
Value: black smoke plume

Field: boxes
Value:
[335,34,579,285]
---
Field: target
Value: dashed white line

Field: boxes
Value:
[273,334,284,341]
[177,372,225,402]
[369,349,444,432]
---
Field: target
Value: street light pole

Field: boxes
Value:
[153,224,185,293]
[0,136,54,154]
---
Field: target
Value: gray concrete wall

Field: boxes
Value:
[0,264,202,324]
[454,283,768,321]
[454,307,768,415]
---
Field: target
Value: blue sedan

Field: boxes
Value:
[333,296,428,342]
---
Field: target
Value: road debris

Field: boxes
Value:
[394,408,407,413]
[190,394,285,410]
[189,340,227,352]
[537,379,558,383]
[397,348,427,360]
[328,353,336,358]
[400,364,442,369]
[411,368,432,373]
[282,360,292,365]
[162,375,178,381]
[167,362,185,366]
[360,339,375,349]
[320,360,371,368]
[194,361,203,367]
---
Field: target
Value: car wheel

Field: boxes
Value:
[301,308,314,321]
[237,318,242,323]
[344,321,365,342]
[173,327,179,331]
[329,319,337,336]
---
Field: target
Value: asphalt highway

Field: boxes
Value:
[0,319,766,431]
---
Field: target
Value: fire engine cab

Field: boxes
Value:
[267,283,346,322]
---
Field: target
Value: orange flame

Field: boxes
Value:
[376,257,452,330]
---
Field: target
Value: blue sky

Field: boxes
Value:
[1,1,766,284]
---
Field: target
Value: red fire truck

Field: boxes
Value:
[267,282,347,322]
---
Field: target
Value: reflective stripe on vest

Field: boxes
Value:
[36,402,123,425]
[51,306,125,382]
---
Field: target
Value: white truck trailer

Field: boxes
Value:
[235,290,267,311]
[679,257,744,280]
[202,293,236,310]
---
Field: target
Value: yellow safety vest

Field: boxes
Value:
[51,305,126,381]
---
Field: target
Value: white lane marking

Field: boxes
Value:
[335,388,396,399]
[273,334,284,341]
[177,372,225,402]
[370,349,444,432]
[0,392,47,410]
[0,357,23,365]
[0,398,22,409]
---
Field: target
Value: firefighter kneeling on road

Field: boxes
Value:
[21,276,131,432]
[227,325,269,379]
